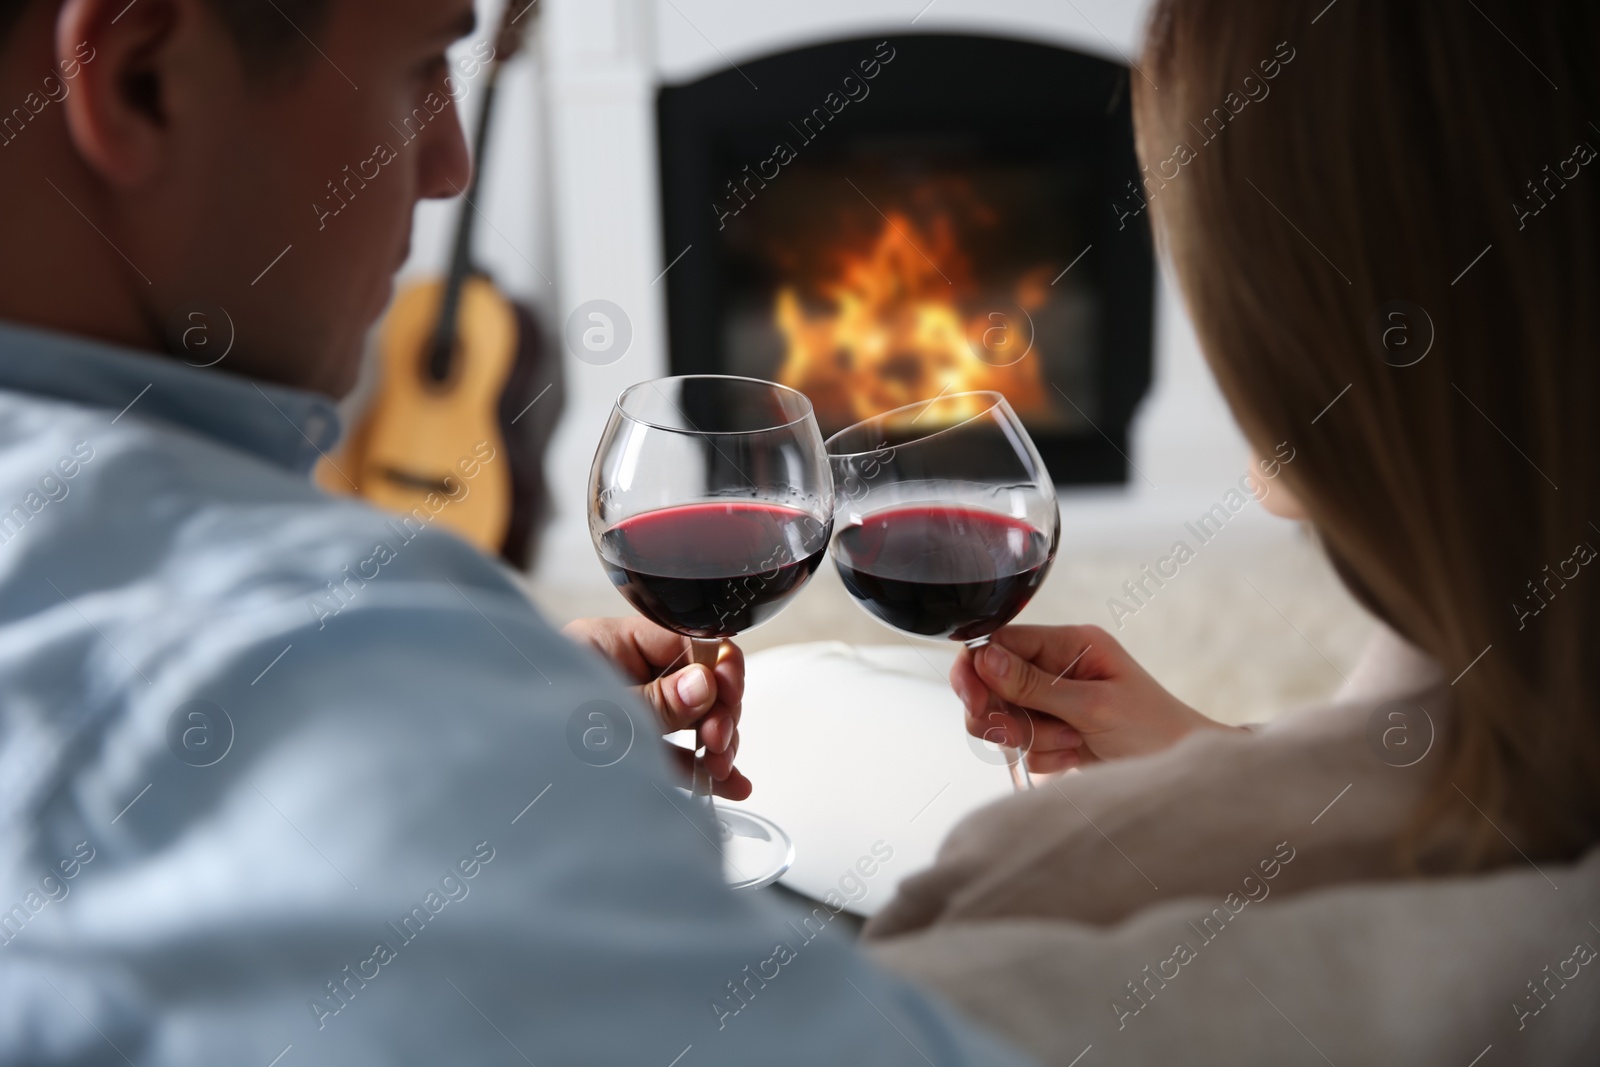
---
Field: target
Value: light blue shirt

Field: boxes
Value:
[0,322,1032,1066]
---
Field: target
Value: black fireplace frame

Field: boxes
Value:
[656,33,1156,486]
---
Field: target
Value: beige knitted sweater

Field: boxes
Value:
[864,631,1600,1064]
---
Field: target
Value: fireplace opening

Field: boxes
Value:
[658,34,1156,485]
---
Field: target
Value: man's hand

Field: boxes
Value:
[562,617,751,800]
[951,624,1240,773]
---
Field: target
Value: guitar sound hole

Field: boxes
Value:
[425,334,459,385]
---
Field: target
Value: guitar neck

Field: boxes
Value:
[428,62,508,375]
[426,1,539,377]
[445,68,505,282]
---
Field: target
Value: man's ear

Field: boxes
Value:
[56,0,212,187]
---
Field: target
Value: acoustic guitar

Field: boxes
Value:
[321,0,560,570]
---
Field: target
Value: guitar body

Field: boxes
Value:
[354,276,517,554]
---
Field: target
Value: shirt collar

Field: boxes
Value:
[0,320,342,477]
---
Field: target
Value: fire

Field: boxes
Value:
[774,208,1050,428]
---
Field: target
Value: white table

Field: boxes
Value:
[713,642,1022,917]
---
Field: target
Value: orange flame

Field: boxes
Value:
[775,209,1049,428]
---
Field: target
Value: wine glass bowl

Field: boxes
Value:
[830,504,1054,643]
[590,376,832,641]
[598,502,827,639]
[827,391,1060,789]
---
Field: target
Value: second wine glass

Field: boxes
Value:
[826,391,1060,791]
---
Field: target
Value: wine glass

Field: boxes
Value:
[589,375,833,889]
[826,391,1060,791]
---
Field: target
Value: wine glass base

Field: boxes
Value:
[715,807,796,890]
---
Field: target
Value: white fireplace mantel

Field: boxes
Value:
[497,0,1254,582]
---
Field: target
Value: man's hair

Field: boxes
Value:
[0,1,335,74]
[0,2,25,44]
[199,0,335,76]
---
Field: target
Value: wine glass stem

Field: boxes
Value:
[967,636,1035,792]
[689,638,722,811]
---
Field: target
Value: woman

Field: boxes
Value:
[862,1,1600,1062]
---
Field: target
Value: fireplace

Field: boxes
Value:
[657,33,1156,485]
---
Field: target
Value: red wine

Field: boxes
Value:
[832,505,1053,641]
[599,502,829,639]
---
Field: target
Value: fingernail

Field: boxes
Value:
[982,643,1011,678]
[676,666,711,708]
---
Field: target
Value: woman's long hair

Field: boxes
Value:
[1134,0,1600,866]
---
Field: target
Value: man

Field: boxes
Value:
[0,1,1029,1062]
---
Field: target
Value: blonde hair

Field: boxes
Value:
[1134,0,1600,867]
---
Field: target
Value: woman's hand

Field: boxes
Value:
[562,617,751,800]
[951,624,1240,773]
